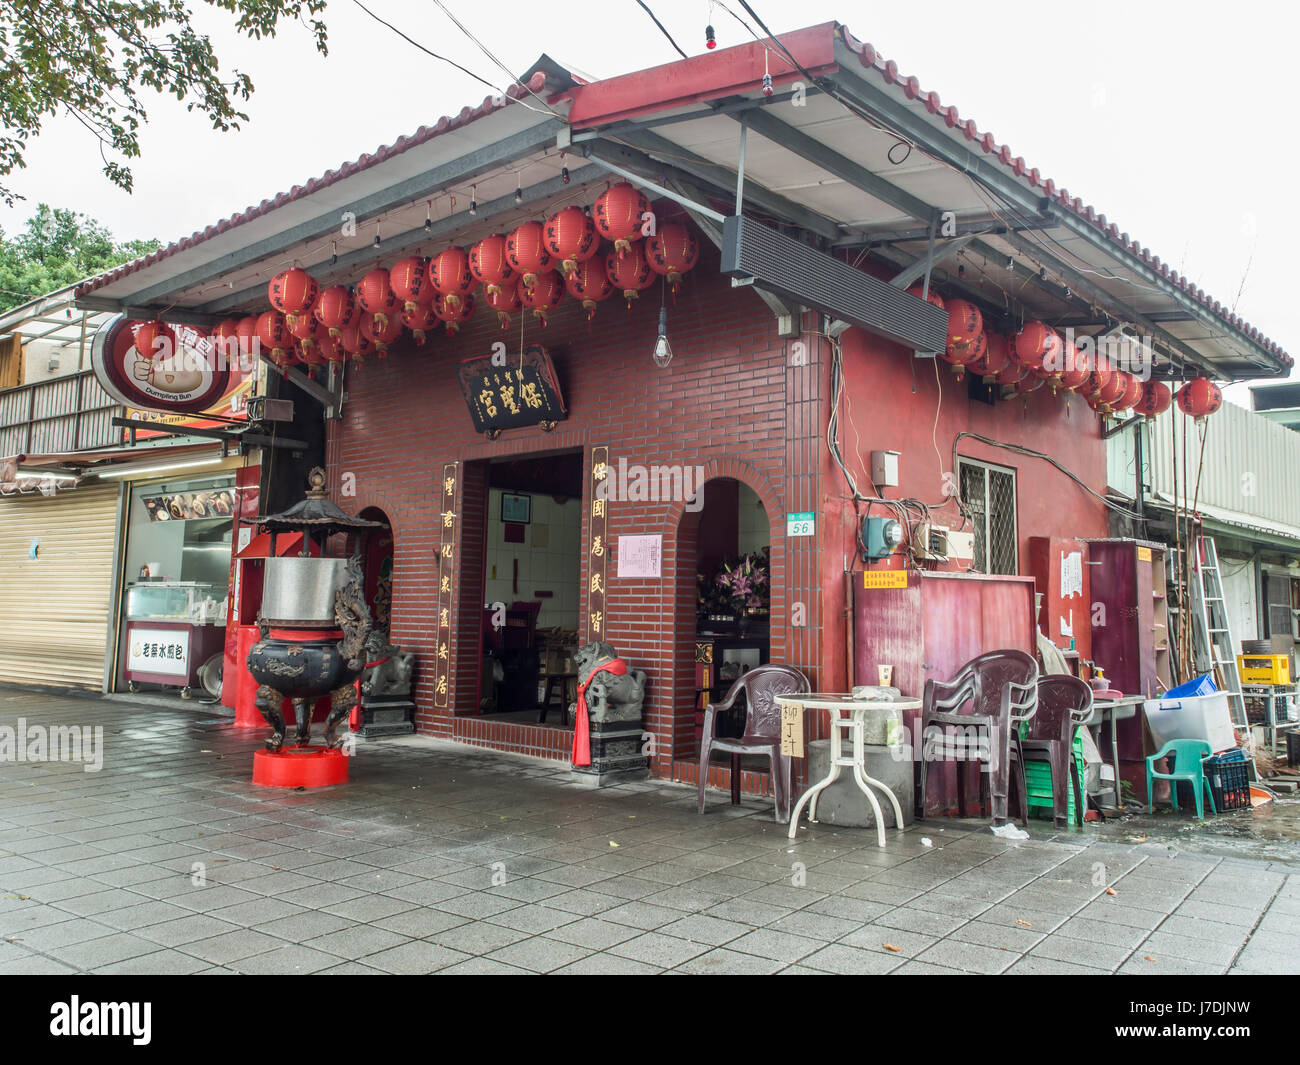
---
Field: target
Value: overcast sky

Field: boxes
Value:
[6,0,1295,399]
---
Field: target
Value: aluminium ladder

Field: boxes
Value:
[1190,535,1248,730]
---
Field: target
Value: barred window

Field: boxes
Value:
[958,459,1018,574]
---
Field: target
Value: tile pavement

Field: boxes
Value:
[0,688,1296,975]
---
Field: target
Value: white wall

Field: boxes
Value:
[483,487,581,630]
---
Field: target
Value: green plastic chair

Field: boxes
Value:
[1146,739,1217,818]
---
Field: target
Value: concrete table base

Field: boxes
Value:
[805,739,915,829]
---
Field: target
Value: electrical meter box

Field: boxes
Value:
[870,450,900,488]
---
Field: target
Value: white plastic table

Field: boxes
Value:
[778,693,919,847]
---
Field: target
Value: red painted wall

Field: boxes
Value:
[816,325,1110,694]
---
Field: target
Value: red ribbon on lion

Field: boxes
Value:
[572,657,628,767]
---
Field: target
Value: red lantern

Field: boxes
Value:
[942,299,983,378]
[1118,374,1146,412]
[1134,380,1173,418]
[390,257,431,313]
[236,316,260,358]
[969,332,1010,380]
[1015,373,1044,396]
[645,223,699,292]
[133,320,176,361]
[1093,369,1127,411]
[268,268,319,327]
[1056,338,1090,394]
[906,283,945,310]
[505,223,552,291]
[401,304,440,346]
[356,268,399,332]
[314,286,357,338]
[565,258,614,320]
[255,311,296,367]
[289,313,327,362]
[605,243,654,305]
[1176,378,1222,420]
[338,319,374,364]
[1014,321,1058,374]
[544,207,599,278]
[434,292,476,334]
[485,281,522,330]
[520,271,564,326]
[593,182,650,256]
[210,319,241,368]
[318,331,346,364]
[429,246,475,311]
[469,234,517,296]
[362,309,403,356]
[996,361,1027,388]
[1083,351,1112,399]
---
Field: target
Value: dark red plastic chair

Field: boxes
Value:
[918,649,1039,826]
[1011,674,1093,828]
[697,665,809,823]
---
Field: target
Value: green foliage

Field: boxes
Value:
[0,203,161,312]
[0,0,329,206]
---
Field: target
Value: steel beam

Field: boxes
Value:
[126,118,567,307]
[611,128,842,241]
[580,145,726,222]
[889,234,978,290]
[734,106,938,227]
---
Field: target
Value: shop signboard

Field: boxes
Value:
[90,314,234,416]
[457,345,566,433]
[127,628,190,677]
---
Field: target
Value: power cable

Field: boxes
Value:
[634,0,688,59]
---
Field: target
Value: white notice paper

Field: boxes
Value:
[617,535,662,578]
[1060,550,1083,600]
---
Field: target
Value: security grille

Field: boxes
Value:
[959,459,1018,574]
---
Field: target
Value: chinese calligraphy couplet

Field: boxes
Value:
[587,446,609,643]
[434,463,457,708]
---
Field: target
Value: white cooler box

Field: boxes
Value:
[1143,693,1237,754]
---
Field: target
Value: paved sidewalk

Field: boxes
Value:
[0,688,1296,975]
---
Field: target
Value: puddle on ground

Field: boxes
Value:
[1088,795,1300,865]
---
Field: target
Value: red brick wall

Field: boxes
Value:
[326,236,821,771]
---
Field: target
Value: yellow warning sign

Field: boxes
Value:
[863,570,909,589]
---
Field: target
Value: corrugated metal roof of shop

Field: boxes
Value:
[71,22,1288,382]
[1147,491,1300,551]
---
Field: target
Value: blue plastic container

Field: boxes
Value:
[1163,674,1218,700]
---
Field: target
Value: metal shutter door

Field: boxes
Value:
[0,482,120,689]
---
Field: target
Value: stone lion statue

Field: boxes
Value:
[360,629,415,698]
[572,640,647,724]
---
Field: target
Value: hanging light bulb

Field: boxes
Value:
[330,241,338,267]
[423,201,432,233]
[652,306,673,368]
[705,24,716,49]
[469,186,478,216]
[373,228,382,249]
[514,182,523,205]
[561,166,570,185]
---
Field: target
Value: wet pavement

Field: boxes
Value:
[1,686,1297,975]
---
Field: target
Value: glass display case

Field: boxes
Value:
[125,581,227,624]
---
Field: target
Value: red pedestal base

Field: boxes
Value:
[252,746,349,788]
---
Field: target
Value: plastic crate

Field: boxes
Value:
[1205,750,1251,812]
[1163,674,1217,700]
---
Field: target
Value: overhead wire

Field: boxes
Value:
[634,0,688,59]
